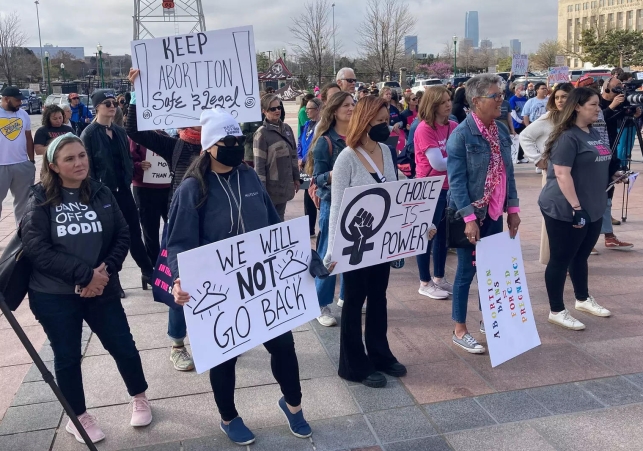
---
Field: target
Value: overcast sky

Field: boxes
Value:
[10,0,558,58]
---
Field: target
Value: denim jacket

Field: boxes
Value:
[312,127,347,202]
[446,114,519,220]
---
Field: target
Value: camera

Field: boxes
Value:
[611,80,643,115]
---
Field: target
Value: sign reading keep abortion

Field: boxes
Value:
[329,177,444,274]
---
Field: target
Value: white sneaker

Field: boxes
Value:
[518,158,529,164]
[548,309,586,330]
[535,167,542,174]
[337,298,344,307]
[575,296,611,317]
[317,306,337,327]
[432,278,453,294]
[418,282,449,299]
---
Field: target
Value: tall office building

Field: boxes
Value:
[558,0,643,69]
[509,39,522,54]
[404,35,418,56]
[480,39,493,50]
[465,11,479,48]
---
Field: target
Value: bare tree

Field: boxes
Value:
[289,0,336,87]
[358,0,416,81]
[0,12,28,86]
[531,40,565,70]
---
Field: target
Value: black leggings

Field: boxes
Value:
[303,189,317,236]
[133,186,170,265]
[542,212,602,312]
[339,263,397,382]
[112,188,154,276]
[208,331,302,421]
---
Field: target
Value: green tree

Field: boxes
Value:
[256,52,270,73]
[580,28,643,66]
[497,56,512,72]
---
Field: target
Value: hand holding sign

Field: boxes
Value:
[141,161,152,171]
[344,208,376,265]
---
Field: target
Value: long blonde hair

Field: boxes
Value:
[418,85,451,126]
[305,91,353,175]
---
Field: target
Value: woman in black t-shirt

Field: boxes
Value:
[20,133,151,444]
[538,88,622,331]
[33,105,73,156]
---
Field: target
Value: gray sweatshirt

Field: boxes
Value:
[324,144,397,266]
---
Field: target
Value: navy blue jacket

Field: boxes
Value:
[166,164,280,281]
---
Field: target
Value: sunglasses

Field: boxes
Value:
[119,99,126,104]
[216,135,246,147]
[342,78,357,83]
[101,100,117,107]
[267,105,283,112]
[411,98,418,102]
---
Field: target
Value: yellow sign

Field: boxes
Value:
[0,117,24,141]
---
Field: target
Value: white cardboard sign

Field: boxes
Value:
[142,151,171,184]
[547,66,570,85]
[177,216,320,373]
[130,25,261,131]
[475,232,541,367]
[329,177,444,274]
[511,54,529,76]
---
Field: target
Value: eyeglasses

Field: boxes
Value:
[101,101,117,107]
[478,93,504,101]
[341,78,357,83]
[216,135,246,147]
[267,105,283,112]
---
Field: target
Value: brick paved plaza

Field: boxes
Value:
[2,104,643,450]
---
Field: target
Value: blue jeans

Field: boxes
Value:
[601,198,613,235]
[168,305,187,340]
[29,290,148,415]
[417,189,448,282]
[452,215,503,324]
[315,200,344,307]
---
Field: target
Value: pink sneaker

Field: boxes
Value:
[65,412,105,444]
[130,395,153,427]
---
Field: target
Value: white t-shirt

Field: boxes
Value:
[0,107,31,165]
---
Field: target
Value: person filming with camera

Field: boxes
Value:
[597,76,639,251]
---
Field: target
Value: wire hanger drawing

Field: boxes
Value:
[278,250,309,280]
[188,281,229,319]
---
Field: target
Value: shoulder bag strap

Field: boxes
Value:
[355,145,386,182]
[323,136,333,157]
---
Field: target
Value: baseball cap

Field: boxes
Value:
[68,93,80,100]
[200,109,243,151]
[91,89,115,107]
[577,74,595,87]
[0,86,24,100]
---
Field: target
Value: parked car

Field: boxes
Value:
[376,81,403,96]
[411,78,442,94]
[20,89,42,115]
[446,76,472,87]
[496,72,537,81]
[45,93,96,115]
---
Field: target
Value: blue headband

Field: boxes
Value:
[46,132,77,163]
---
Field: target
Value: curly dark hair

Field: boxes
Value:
[41,104,65,128]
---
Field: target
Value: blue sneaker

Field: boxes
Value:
[219,417,255,445]
[278,397,312,438]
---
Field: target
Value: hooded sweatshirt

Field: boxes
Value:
[166,164,281,281]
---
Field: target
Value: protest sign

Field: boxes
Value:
[511,54,529,76]
[143,151,171,184]
[547,66,569,85]
[329,177,444,274]
[628,172,639,193]
[555,55,566,66]
[476,232,541,367]
[130,25,261,131]
[177,216,320,373]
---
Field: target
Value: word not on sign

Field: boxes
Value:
[177,216,320,373]
[130,25,261,131]
[475,232,541,367]
[329,177,444,274]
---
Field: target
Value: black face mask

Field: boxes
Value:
[210,145,244,168]
[368,123,390,143]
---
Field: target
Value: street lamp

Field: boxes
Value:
[282,48,286,61]
[44,51,51,95]
[411,50,416,78]
[97,43,104,88]
[34,1,45,91]
[453,35,458,76]
[60,63,65,83]
[332,3,336,76]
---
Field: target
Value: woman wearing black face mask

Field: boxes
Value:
[323,96,435,388]
[166,109,312,445]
